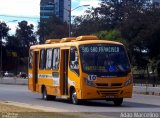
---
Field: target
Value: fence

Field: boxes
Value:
[0,76,27,85]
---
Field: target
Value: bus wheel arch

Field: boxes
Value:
[41,85,45,93]
[70,86,81,105]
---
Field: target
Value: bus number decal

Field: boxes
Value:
[88,75,97,81]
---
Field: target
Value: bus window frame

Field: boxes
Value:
[45,48,53,70]
[69,46,80,76]
[29,50,33,69]
[39,49,46,70]
[52,48,60,71]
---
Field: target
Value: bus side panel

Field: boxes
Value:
[28,69,38,92]
[37,69,61,96]
[28,69,34,91]
[28,51,39,92]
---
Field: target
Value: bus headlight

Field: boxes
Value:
[84,78,96,87]
[123,78,132,86]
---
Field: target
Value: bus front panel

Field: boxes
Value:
[78,43,133,100]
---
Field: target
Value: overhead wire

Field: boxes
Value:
[0,15,39,19]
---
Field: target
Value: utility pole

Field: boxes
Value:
[66,4,90,37]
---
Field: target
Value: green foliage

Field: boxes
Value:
[94,29,127,45]
[37,16,68,43]
[6,36,19,48]
[0,22,10,71]
[72,8,104,36]
[15,21,37,48]
[0,22,10,46]
[150,56,160,77]
[0,22,10,39]
[15,21,37,57]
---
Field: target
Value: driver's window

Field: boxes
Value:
[70,47,79,75]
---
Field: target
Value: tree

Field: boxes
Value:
[98,0,151,28]
[15,21,37,48]
[6,35,19,48]
[15,21,37,56]
[72,0,151,36]
[120,6,160,57]
[37,16,69,43]
[0,22,10,72]
[0,22,10,46]
[72,8,100,36]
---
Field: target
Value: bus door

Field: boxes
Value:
[60,49,69,95]
[32,51,39,91]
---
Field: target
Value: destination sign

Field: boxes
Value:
[81,46,120,53]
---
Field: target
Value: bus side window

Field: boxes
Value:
[46,49,53,69]
[39,49,46,69]
[29,50,33,68]
[70,47,79,75]
[52,48,60,70]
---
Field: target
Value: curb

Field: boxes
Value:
[0,83,27,85]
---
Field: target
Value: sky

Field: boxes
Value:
[0,0,100,34]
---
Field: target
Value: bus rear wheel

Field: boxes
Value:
[71,89,80,105]
[42,87,50,100]
[113,98,123,106]
[42,87,56,100]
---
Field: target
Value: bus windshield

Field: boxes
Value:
[79,44,131,77]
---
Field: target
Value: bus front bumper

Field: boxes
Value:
[80,85,133,100]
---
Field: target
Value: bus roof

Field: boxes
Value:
[30,36,123,50]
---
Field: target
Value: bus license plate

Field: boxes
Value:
[106,96,115,98]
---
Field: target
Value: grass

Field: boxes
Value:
[0,103,107,118]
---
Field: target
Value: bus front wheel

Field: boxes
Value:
[113,98,123,106]
[71,89,80,105]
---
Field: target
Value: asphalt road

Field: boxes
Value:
[0,84,160,117]
[1,77,160,95]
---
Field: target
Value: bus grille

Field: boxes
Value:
[98,90,120,96]
[96,83,122,89]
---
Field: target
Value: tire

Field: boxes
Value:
[42,87,56,100]
[71,89,81,105]
[42,87,49,100]
[113,98,123,106]
[50,95,56,100]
